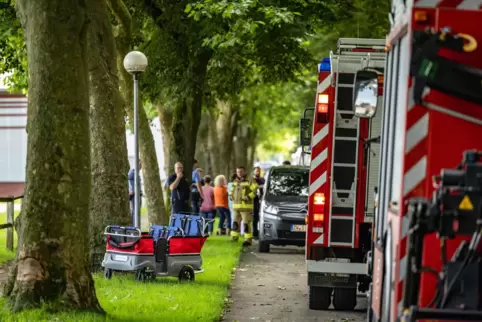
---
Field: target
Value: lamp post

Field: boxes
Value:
[123,51,148,229]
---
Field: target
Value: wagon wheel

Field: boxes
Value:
[178,266,195,282]
[135,269,147,282]
[104,268,113,280]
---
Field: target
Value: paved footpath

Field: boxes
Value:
[223,245,367,322]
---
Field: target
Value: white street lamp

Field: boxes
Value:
[124,51,148,229]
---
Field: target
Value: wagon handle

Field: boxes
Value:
[103,225,141,237]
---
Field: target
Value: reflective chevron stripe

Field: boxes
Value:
[396,80,430,317]
[414,0,482,9]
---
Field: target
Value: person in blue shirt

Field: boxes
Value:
[190,159,204,213]
[167,162,191,214]
[128,161,143,224]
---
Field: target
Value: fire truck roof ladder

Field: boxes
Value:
[329,49,385,86]
[337,38,386,59]
[327,48,360,248]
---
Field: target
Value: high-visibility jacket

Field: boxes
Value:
[230,176,258,211]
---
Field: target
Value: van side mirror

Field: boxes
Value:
[353,70,381,118]
[299,118,312,146]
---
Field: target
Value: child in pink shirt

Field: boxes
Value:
[200,176,215,235]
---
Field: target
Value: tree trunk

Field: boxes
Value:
[131,94,168,226]
[157,106,172,214]
[8,0,103,313]
[198,113,213,175]
[215,100,236,177]
[157,106,172,177]
[247,131,258,170]
[233,124,252,170]
[168,50,212,179]
[170,99,201,178]
[109,0,168,225]
[206,126,217,176]
[87,0,131,269]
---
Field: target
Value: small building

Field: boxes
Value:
[0,78,26,251]
[0,83,27,203]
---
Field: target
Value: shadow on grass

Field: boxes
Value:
[103,272,230,288]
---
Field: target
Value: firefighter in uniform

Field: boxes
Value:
[229,166,259,246]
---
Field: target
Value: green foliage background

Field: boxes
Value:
[0,0,391,160]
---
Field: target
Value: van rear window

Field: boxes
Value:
[267,170,309,197]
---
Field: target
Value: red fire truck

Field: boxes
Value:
[301,38,386,311]
[359,1,482,321]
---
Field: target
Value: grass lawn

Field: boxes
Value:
[0,208,242,322]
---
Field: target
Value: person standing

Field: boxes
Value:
[191,159,204,213]
[200,176,215,235]
[128,161,143,225]
[167,162,191,214]
[214,175,231,235]
[252,166,265,240]
[230,166,259,246]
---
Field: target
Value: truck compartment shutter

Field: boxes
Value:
[330,219,353,244]
[365,100,383,218]
[336,87,354,111]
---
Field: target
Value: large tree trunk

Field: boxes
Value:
[169,51,212,178]
[87,0,131,269]
[8,0,102,313]
[109,0,168,225]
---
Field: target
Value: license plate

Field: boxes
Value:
[290,224,306,232]
[114,255,128,262]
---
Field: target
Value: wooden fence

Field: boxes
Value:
[1,201,14,251]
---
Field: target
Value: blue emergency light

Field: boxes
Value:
[318,58,331,72]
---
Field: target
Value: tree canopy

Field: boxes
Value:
[0,0,26,91]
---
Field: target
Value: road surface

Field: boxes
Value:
[223,245,367,322]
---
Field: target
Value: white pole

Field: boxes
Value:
[133,73,140,229]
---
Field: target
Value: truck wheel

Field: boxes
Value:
[257,241,270,253]
[333,288,357,311]
[309,286,332,310]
